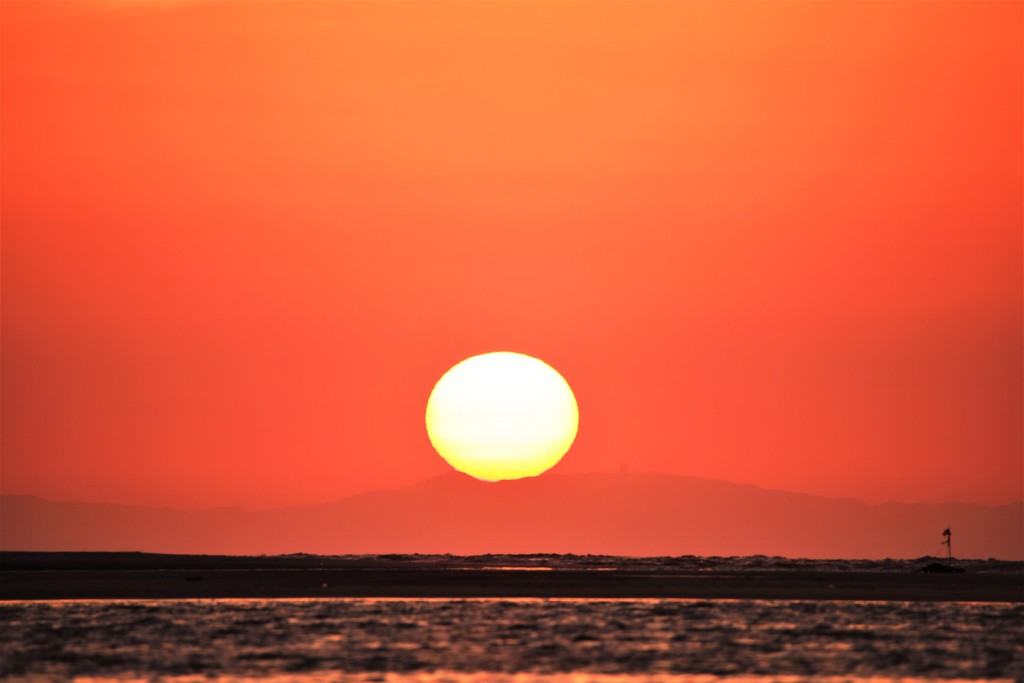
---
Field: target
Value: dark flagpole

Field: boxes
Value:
[942,527,952,560]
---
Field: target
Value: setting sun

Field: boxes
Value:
[425,352,579,481]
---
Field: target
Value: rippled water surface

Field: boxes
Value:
[2,598,1021,681]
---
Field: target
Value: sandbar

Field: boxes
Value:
[1,552,1020,602]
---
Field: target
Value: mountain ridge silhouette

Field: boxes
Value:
[3,472,1021,559]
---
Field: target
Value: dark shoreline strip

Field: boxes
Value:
[3,568,1022,602]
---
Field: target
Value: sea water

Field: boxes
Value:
[1,598,1021,682]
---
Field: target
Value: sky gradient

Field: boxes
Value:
[2,0,1021,512]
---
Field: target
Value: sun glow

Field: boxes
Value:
[425,352,579,481]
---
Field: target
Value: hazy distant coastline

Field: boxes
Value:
[4,473,1022,559]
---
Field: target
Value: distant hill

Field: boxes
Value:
[3,473,1021,559]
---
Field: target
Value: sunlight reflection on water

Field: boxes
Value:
[2,598,1021,682]
[53,675,1017,683]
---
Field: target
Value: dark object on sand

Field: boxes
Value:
[921,561,965,574]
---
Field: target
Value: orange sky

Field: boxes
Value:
[2,0,1021,511]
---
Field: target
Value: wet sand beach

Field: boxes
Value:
[2,553,1021,602]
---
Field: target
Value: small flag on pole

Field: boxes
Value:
[942,528,950,537]
[941,527,952,560]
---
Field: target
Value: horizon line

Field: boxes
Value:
[4,469,1023,513]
